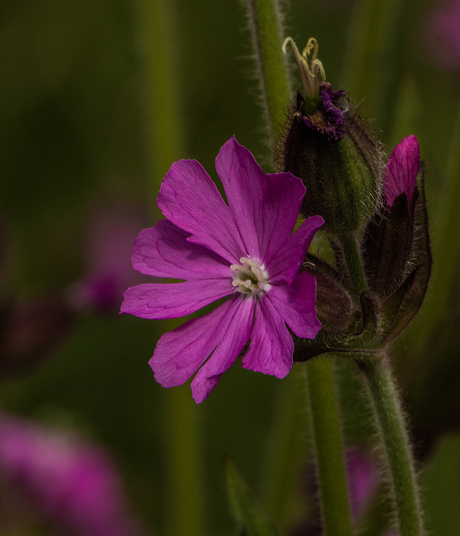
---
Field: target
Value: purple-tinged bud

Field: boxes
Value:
[384,135,420,208]
[280,38,383,233]
[364,136,426,300]
[362,134,432,343]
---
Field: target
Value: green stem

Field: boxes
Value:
[138,0,186,207]
[359,356,424,536]
[164,385,204,536]
[136,1,204,535]
[340,233,367,294]
[260,366,310,533]
[244,0,291,145]
[304,358,354,536]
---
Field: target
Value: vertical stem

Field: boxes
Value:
[135,2,204,535]
[164,385,204,536]
[304,358,354,536]
[340,233,367,294]
[244,0,291,145]
[260,367,310,533]
[138,0,186,207]
[359,356,424,536]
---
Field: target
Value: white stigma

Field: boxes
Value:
[230,257,271,297]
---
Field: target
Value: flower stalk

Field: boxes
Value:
[304,358,354,536]
[244,0,291,143]
[358,355,424,536]
[340,233,368,294]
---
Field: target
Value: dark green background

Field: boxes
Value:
[1,0,460,534]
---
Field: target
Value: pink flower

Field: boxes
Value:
[425,0,460,70]
[0,414,143,536]
[384,135,420,208]
[68,202,150,313]
[121,137,323,403]
[346,449,377,521]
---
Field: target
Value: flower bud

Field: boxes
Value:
[363,136,432,343]
[280,38,383,233]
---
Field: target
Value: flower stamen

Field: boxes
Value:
[230,257,271,296]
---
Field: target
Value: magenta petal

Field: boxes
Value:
[384,135,420,208]
[215,137,266,258]
[132,220,230,280]
[216,137,307,261]
[120,279,233,320]
[268,271,321,339]
[150,296,247,389]
[157,159,244,263]
[268,215,324,286]
[242,296,293,379]
[261,171,308,264]
[190,296,255,403]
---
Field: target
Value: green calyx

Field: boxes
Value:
[282,98,383,233]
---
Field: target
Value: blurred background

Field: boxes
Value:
[1,0,460,534]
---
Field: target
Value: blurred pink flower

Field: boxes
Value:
[346,449,398,536]
[346,449,378,520]
[425,0,460,70]
[0,414,144,536]
[69,201,150,313]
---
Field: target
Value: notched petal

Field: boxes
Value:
[132,220,230,280]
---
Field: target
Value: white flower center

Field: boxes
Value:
[230,257,271,296]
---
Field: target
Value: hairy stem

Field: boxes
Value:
[244,0,291,145]
[359,356,424,536]
[340,233,368,294]
[304,358,354,536]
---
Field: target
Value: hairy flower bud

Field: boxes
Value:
[363,137,431,343]
[280,38,383,233]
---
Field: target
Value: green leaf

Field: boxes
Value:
[225,457,278,536]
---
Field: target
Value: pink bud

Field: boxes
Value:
[384,135,420,208]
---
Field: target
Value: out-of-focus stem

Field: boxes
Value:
[136,2,204,535]
[138,0,186,208]
[163,384,204,536]
[304,358,354,536]
[260,367,310,533]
